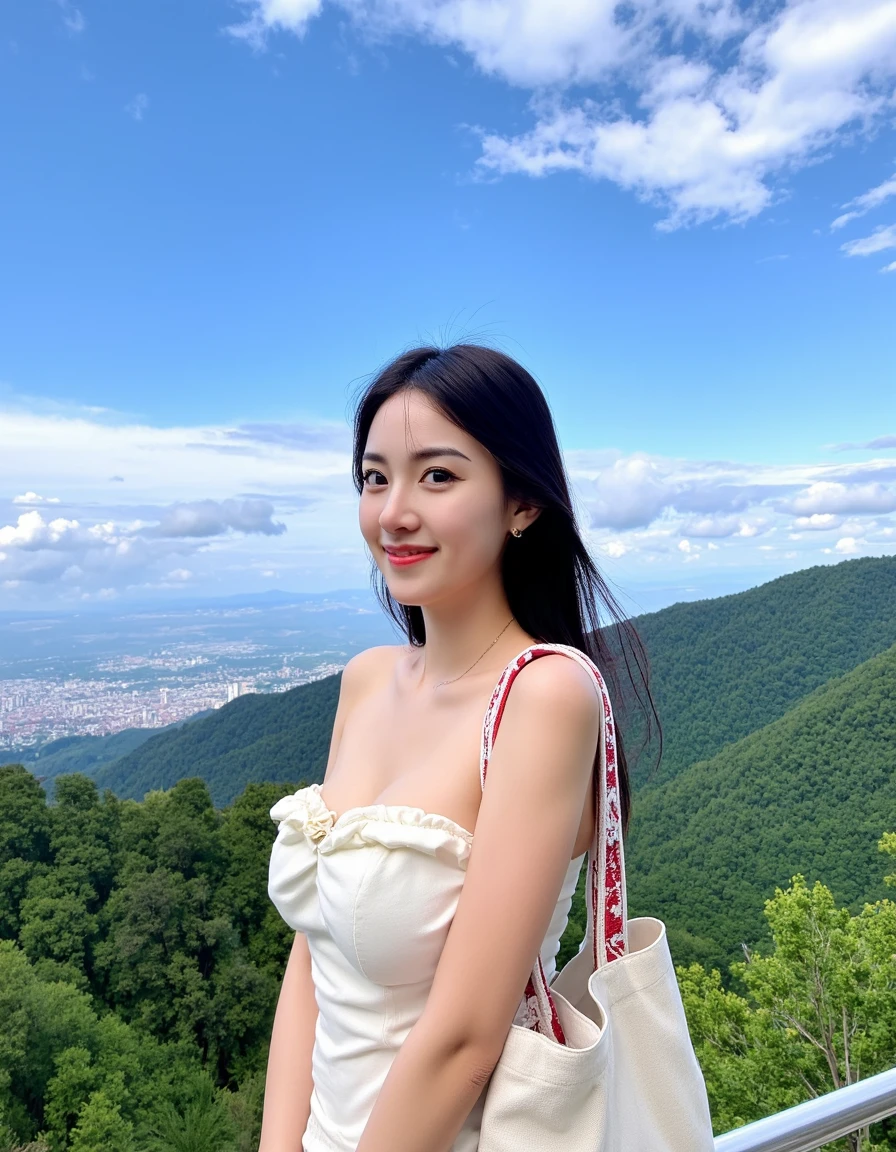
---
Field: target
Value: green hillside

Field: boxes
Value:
[626,641,896,973]
[93,675,340,806]
[632,554,896,782]
[26,714,210,788]
[52,555,896,817]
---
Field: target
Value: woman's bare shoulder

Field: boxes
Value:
[339,644,407,699]
[509,649,599,719]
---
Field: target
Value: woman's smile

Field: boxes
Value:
[383,544,438,567]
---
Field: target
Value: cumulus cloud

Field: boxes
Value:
[566,448,896,580]
[0,498,286,590]
[230,0,896,229]
[228,0,324,43]
[0,511,92,551]
[831,172,896,230]
[0,512,182,588]
[152,498,286,538]
[786,481,896,515]
[681,514,767,538]
[581,455,673,529]
[793,512,843,530]
[570,450,896,533]
[13,492,61,505]
[0,406,356,600]
[832,536,864,554]
[3,402,896,602]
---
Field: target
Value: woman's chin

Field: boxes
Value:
[381,576,441,609]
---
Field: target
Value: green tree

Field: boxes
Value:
[682,844,896,1151]
[221,1073,264,1152]
[0,766,52,940]
[141,1073,236,1152]
[0,1132,49,1152]
[67,1091,134,1152]
[217,782,296,973]
[19,875,97,988]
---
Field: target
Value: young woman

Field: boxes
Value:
[260,344,654,1152]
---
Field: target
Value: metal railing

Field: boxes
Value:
[713,1066,896,1152]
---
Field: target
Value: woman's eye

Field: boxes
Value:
[424,468,455,484]
[362,469,387,487]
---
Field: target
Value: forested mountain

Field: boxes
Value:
[25,715,210,789]
[4,554,896,1148]
[16,554,896,978]
[93,676,339,806]
[76,554,896,809]
[633,554,896,782]
[626,640,896,972]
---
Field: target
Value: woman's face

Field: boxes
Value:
[359,388,535,608]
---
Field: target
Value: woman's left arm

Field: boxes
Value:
[356,654,601,1152]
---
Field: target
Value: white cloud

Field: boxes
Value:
[229,0,324,43]
[833,536,864,553]
[3,402,896,604]
[567,448,896,587]
[882,260,896,273]
[0,406,356,601]
[683,514,740,537]
[13,492,60,505]
[841,223,896,256]
[125,93,149,122]
[152,498,286,538]
[787,480,896,515]
[0,499,287,590]
[831,172,896,229]
[478,0,896,228]
[682,514,768,537]
[568,449,896,539]
[232,0,896,229]
[0,511,88,551]
[580,454,672,529]
[793,512,842,530]
[57,0,85,33]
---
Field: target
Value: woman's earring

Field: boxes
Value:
[510,527,523,538]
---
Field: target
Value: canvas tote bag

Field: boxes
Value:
[477,643,715,1152]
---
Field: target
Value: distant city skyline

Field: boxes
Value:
[1,0,894,611]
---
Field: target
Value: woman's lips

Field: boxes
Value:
[384,548,437,567]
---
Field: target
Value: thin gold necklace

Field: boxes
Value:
[432,617,515,689]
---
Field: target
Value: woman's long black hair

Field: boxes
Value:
[351,343,659,834]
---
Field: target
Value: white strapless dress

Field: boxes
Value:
[268,781,585,1151]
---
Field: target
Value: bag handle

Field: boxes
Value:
[480,643,628,1042]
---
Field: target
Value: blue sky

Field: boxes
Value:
[1,0,895,614]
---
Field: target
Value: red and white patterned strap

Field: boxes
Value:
[479,643,628,1045]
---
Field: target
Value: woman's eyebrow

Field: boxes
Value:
[362,447,471,464]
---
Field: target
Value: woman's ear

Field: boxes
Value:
[510,503,542,535]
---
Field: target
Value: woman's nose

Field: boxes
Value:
[379,482,420,534]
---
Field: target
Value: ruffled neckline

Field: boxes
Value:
[270,782,475,858]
